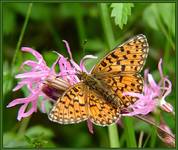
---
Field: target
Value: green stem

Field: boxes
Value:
[100,3,115,48]
[108,124,120,148]
[123,117,137,147]
[17,116,31,135]
[11,3,33,75]
[138,131,144,148]
[99,3,120,148]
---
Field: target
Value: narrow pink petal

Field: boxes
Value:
[15,71,49,79]
[158,58,164,79]
[162,78,172,100]
[79,55,97,73]
[17,103,28,120]
[21,47,46,65]
[17,100,37,121]
[70,60,81,72]
[148,74,160,92]
[12,80,29,91]
[13,79,34,91]
[7,98,30,108]
[58,56,68,71]
[62,40,73,60]
[20,60,39,68]
[7,91,40,107]
[51,55,61,74]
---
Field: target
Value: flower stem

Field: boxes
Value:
[134,115,175,140]
[17,116,31,136]
[138,131,144,148]
[123,117,137,147]
[99,3,115,48]
[11,3,33,75]
[108,124,120,148]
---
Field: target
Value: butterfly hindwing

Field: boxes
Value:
[88,89,121,126]
[100,74,143,107]
[48,82,89,124]
[92,34,149,74]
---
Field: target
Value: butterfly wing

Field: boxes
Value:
[99,74,143,107]
[48,82,89,124]
[91,34,149,74]
[88,89,121,126]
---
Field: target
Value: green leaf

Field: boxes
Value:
[25,125,54,138]
[111,3,134,29]
[3,132,29,148]
[25,126,55,148]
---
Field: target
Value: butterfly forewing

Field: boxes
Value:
[91,34,149,74]
[88,90,121,126]
[48,82,89,124]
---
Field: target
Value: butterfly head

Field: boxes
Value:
[76,71,88,81]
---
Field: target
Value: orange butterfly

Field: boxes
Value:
[48,34,149,126]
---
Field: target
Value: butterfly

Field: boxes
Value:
[48,34,149,126]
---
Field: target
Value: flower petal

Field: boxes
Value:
[80,55,97,73]
[17,100,37,121]
[62,40,73,60]
[158,58,163,79]
[15,71,49,79]
[21,47,46,65]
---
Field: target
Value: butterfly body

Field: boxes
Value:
[48,34,149,126]
[77,71,122,108]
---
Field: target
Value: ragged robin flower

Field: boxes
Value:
[7,41,97,134]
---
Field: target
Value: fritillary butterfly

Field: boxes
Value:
[48,34,149,126]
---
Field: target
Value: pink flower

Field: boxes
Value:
[122,59,174,116]
[7,47,61,120]
[7,40,96,133]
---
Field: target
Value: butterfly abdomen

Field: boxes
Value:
[83,73,122,108]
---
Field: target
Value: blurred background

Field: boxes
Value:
[3,3,175,148]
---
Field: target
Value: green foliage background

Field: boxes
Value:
[3,3,175,148]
